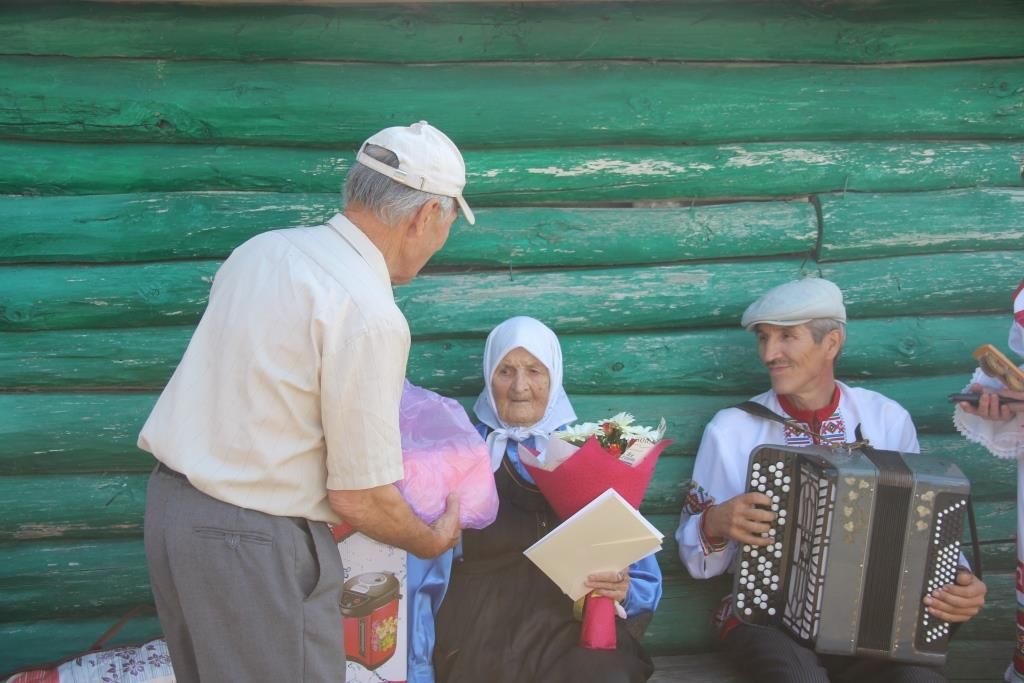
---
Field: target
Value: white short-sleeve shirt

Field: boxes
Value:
[138,214,410,523]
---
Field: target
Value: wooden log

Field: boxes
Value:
[0,260,222,332]
[5,1,1024,63]
[0,539,150,622]
[4,140,1022,200]
[820,188,1024,262]
[0,193,816,266]
[0,314,1009,395]
[0,614,164,675]
[0,374,1004,475]
[0,394,158,475]
[0,474,148,541]
[5,250,1018,334]
[0,436,1012,543]
[2,57,1023,146]
[821,251,1023,323]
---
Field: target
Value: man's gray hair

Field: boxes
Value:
[344,144,455,226]
[805,318,847,361]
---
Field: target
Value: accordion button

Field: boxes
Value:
[782,485,790,492]
[745,608,752,615]
[778,510,787,518]
[768,608,776,616]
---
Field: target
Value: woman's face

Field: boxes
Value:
[492,347,551,427]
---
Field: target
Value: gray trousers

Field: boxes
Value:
[145,463,346,682]
[724,623,946,683]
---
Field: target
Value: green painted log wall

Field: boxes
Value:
[4,1,1024,63]
[3,140,1022,199]
[2,58,1023,147]
[1,0,1022,676]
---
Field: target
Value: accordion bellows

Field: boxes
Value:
[733,445,970,666]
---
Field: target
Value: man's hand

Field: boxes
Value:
[704,492,775,547]
[923,570,986,623]
[429,493,462,555]
[960,383,1024,421]
[329,485,462,559]
[585,569,630,603]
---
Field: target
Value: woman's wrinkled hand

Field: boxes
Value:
[585,569,630,603]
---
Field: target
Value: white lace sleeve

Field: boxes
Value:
[952,368,1024,460]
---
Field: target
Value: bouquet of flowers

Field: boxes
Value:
[520,413,670,650]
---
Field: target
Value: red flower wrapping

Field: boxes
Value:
[524,435,669,517]
[523,434,671,650]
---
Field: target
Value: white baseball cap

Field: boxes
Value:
[741,277,847,331]
[356,121,475,225]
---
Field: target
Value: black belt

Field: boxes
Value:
[155,461,187,481]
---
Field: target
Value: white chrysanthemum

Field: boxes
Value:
[558,422,600,443]
[605,412,635,428]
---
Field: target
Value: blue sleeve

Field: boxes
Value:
[622,552,662,617]
[406,550,454,683]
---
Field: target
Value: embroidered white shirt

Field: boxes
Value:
[676,381,920,579]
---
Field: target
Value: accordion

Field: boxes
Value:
[732,444,970,665]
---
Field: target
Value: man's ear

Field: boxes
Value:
[407,198,440,238]
[823,328,843,361]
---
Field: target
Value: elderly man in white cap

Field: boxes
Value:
[676,277,987,683]
[139,121,472,682]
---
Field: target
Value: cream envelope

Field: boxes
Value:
[523,488,663,601]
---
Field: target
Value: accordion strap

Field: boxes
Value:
[732,401,871,450]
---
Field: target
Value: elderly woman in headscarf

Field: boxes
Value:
[429,315,662,683]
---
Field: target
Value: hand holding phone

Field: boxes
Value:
[948,391,1024,407]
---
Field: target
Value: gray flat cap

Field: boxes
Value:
[741,278,846,331]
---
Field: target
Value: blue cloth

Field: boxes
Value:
[407,549,453,683]
[406,428,663,683]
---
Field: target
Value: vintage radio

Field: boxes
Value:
[732,444,970,665]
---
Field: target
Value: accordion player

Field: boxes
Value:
[732,443,970,666]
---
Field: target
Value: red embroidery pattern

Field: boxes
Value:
[682,481,715,516]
